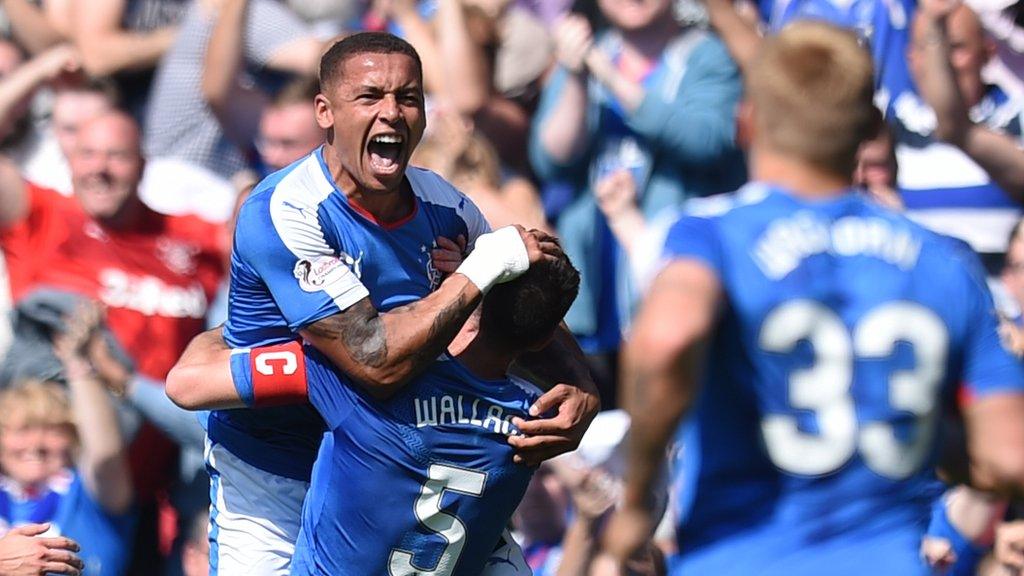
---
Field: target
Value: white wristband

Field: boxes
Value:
[456,226,531,293]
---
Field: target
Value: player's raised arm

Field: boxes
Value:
[953,245,1024,497]
[300,226,557,399]
[603,256,722,564]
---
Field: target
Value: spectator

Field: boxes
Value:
[412,106,549,230]
[142,0,321,222]
[68,0,186,118]
[19,76,118,195]
[513,464,569,576]
[899,1,1023,271]
[0,303,134,576]
[0,111,223,571]
[554,466,618,576]
[530,0,745,405]
[965,0,1024,97]
[254,77,322,175]
[856,108,904,210]
[437,0,553,173]
[0,42,74,155]
[996,219,1024,355]
[700,0,915,99]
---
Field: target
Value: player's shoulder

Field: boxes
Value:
[248,153,333,212]
[236,153,334,238]
[681,182,775,220]
[666,183,776,239]
[407,166,477,212]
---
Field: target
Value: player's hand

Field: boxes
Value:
[432,235,466,276]
[521,226,563,266]
[0,523,84,576]
[508,382,600,466]
[995,521,1024,571]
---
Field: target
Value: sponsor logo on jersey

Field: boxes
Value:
[293,252,362,292]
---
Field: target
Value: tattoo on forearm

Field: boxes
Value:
[307,299,389,368]
[394,289,472,369]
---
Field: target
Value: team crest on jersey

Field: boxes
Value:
[156,238,200,276]
[422,244,442,291]
[294,252,362,292]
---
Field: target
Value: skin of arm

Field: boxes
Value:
[200,0,267,147]
[299,275,485,399]
[964,392,1024,498]
[70,0,177,76]
[165,326,240,410]
[701,0,762,72]
[536,15,593,166]
[437,0,492,114]
[602,259,721,563]
[54,307,133,516]
[0,45,77,145]
[369,0,443,95]
[916,3,1024,201]
[0,154,26,228]
[1,0,66,54]
[64,359,133,515]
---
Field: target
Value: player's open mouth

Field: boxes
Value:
[368,133,405,176]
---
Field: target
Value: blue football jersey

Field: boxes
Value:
[660,184,1024,575]
[260,348,538,576]
[211,148,490,481]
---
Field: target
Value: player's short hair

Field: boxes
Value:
[319,32,423,93]
[748,21,876,178]
[272,76,319,108]
[480,248,580,351]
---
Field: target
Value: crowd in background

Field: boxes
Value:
[0,0,1021,573]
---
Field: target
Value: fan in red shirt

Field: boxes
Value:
[0,111,224,562]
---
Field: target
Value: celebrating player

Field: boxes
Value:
[167,32,599,574]
[175,249,581,575]
[599,22,1024,575]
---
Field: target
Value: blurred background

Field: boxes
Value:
[0,0,1022,573]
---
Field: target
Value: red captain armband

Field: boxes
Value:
[250,340,308,408]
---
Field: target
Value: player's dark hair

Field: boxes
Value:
[479,250,580,351]
[318,32,423,93]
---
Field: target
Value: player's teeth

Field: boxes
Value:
[372,135,403,144]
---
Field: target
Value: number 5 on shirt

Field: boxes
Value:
[389,464,488,576]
